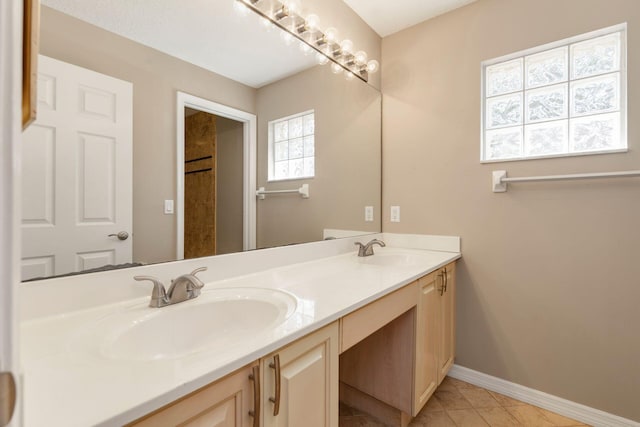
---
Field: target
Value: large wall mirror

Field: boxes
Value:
[21,0,382,281]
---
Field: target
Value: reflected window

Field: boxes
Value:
[268,110,315,181]
[481,25,626,162]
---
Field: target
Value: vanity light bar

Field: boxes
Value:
[236,0,377,83]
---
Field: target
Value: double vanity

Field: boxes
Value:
[19,233,460,426]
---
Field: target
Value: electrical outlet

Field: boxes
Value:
[365,206,374,222]
[390,205,400,222]
[164,199,174,215]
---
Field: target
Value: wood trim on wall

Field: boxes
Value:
[21,0,39,129]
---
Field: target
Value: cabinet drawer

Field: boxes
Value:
[127,362,256,427]
[340,280,417,353]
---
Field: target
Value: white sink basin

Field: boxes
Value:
[72,288,297,361]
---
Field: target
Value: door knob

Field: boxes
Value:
[108,231,129,241]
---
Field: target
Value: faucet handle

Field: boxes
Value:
[367,238,386,247]
[190,266,207,276]
[134,275,168,307]
[188,267,207,289]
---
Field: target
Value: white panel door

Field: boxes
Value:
[21,55,133,280]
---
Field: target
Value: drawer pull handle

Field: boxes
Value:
[268,354,281,416]
[248,365,260,427]
[443,267,448,293]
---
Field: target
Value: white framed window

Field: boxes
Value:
[481,24,626,162]
[268,110,315,181]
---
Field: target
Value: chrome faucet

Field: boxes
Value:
[354,239,386,257]
[134,267,207,308]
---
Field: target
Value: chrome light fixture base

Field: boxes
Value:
[236,0,377,83]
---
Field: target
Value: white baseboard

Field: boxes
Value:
[448,365,640,427]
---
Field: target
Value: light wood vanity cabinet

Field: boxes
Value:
[340,261,457,426]
[129,322,339,427]
[414,270,440,413]
[129,261,455,427]
[261,322,339,427]
[128,362,258,427]
[414,262,456,413]
[438,264,456,383]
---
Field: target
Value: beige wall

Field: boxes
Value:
[382,0,640,421]
[39,6,256,264]
[255,65,381,248]
[215,117,244,255]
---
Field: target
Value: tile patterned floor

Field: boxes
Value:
[339,376,590,427]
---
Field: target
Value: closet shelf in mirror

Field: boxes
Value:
[185,155,213,163]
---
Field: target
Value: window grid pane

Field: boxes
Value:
[525,46,568,89]
[525,83,568,124]
[269,111,315,180]
[482,27,624,161]
[570,72,620,117]
[486,58,523,97]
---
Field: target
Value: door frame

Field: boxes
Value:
[176,92,257,259]
[0,0,23,425]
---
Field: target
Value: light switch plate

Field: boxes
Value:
[365,206,374,222]
[164,199,174,215]
[390,205,400,222]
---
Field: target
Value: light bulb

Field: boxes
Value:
[260,17,274,31]
[306,14,320,31]
[325,27,339,44]
[340,39,354,54]
[366,59,379,73]
[283,0,300,15]
[345,71,355,81]
[331,62,343,74]
[233,0,249,15]
[299,42,312,55]
[316,53,329,65]
[354,50,368,65]
[280,31,294,46]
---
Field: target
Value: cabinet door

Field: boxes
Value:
[414,272,439,415]
[128,363,257,427]
[438,263,456,383]
[262,322,338,427]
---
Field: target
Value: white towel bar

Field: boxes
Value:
[256,183,309,199]
[492,170,640,192]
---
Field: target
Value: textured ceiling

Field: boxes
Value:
[343,0,478,37]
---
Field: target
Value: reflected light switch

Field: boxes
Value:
[365,206,374,222]
[164,200,174,215]
[390,206,400,223]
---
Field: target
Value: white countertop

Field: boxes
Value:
[20,237,460,426]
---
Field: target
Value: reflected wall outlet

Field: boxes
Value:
[365,206,374,222]
[164,200,174,215]
[390,205,400,223]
